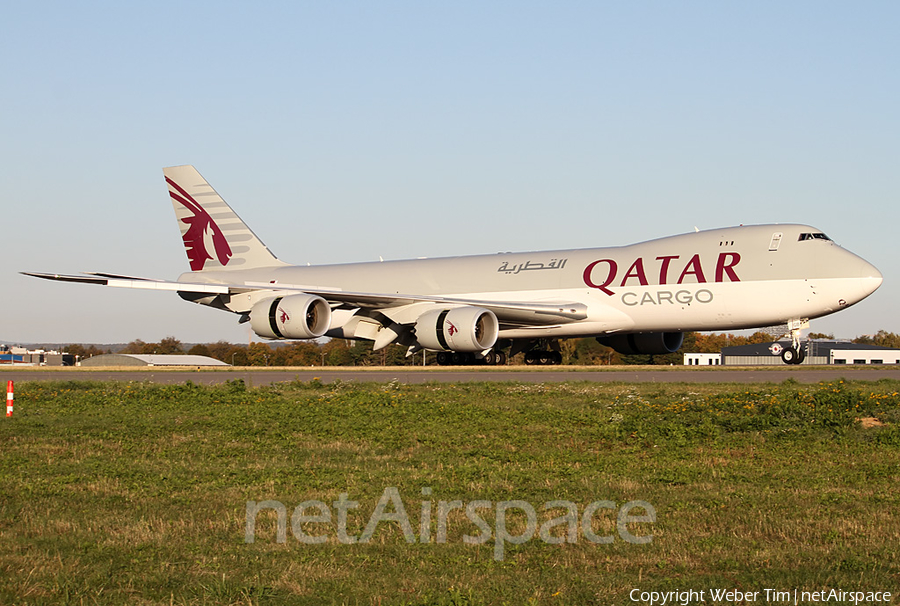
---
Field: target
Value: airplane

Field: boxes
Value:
[24,165,883,366]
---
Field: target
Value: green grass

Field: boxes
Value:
[1,378,899,605]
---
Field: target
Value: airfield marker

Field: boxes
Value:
[6,381,13,417]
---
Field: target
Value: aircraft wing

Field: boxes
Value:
[239,281,587,324]
[22,272,587,326]
[22,272,240,295]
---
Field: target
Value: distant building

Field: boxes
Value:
[684,352,722,366]
[829,349,900,365]
[79,354,229,367]
[720,341,900,366]
[0,346,74,366]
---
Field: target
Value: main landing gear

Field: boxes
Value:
[434,350,508,366]
[512,339,564,366]
[524,350,563,365]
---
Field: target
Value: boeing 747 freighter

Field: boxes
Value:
[25,165,882,365]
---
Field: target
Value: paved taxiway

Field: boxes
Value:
[3,367,899,385]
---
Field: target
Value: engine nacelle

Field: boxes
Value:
[596,332,684,355]
[415,306,499,352]
[249,294,332,340]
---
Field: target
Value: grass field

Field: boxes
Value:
[1,378,899,605]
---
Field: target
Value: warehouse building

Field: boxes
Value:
[719,341,900,366]
[684,352,723,366]
[79,354,228,367]
[0,347,74,366]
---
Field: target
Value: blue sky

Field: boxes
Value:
[3,2,897,344]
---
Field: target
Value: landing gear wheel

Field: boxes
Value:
[496,351,507,365]
[482,351,498,365]
[436,352,451,366]
[525,350,563,365]
[781,347,804,365]
[781,348,796,364]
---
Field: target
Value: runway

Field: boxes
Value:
[3,366,899,385]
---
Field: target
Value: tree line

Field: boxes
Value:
[62,330,900,367]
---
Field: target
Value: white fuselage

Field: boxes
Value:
[185,223,882,340]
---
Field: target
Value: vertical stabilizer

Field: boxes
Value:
[164,165,284,272]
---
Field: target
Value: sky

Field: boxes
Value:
[2,1,898,345]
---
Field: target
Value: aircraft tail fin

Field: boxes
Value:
[163,165,285,272]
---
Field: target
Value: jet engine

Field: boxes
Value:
[596,332,684,355]
[415,306,499,352]
[249,294,332,340]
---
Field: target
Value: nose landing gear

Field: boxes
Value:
[781,345,806,365]
[780,319,809,365]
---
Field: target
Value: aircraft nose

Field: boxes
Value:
[846,254,882,304]
[829,247,882,309]
[859,258,883,297]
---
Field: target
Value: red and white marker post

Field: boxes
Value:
[6,381,13,417]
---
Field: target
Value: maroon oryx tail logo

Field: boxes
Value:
[279,307,290,324]
[446,321,458,337]
[166,177,233,271]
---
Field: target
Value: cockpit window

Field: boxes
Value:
[798,232,832,242]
